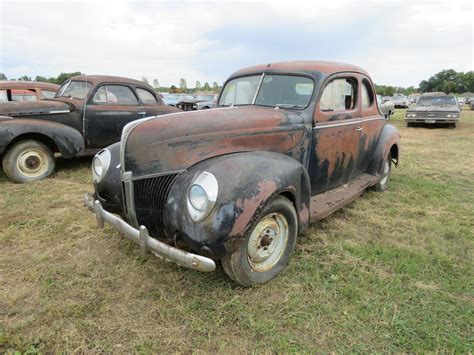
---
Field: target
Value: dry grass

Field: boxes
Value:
[1,107,473,352]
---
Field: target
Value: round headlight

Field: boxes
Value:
[189,184,209,211]
[93,157,103,176]
[187,172,218,222]
[91,149,111,183]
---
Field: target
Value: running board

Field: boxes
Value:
[310,173,379,222]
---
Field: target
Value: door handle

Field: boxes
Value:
[355,127,363,131]
[138,111,146,115]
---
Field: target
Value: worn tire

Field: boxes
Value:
[375,152,392,192]
[2,140,55,183]
[221,196,298,287]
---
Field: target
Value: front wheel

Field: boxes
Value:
[375,153,392,192]
[221,196,298,287]
[2,140,55,183]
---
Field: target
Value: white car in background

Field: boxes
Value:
[391,94,410,108]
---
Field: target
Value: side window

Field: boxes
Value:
[136,88,157,104]
[42,90,57,99]
[93,85,138,105]
[320,78,356,112]
[10,89,37,101]
[93,87,107,103]
[0,90,7,102]
[362,79,374,109]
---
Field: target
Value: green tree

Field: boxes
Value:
[195,81,201,90]
[152,79,159,89]
[179,78,187,91]
[141,76,149,85]
[55,72,82,85]
[212,81,219,90]
[35,76,49,82]
[0,73,7,80]
[202,82,211,91]
[18,75,32,81]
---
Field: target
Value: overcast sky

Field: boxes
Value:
[0,0,472,87]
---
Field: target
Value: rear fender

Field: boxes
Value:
[163,151,311,258]
[0,118,84,157]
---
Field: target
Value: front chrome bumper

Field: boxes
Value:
[82,193,216,273]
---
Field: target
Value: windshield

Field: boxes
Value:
[219,74,314,109]
[417,96,457,106]
[56,80,92,99]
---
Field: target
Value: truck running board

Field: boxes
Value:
[310,173,379,222]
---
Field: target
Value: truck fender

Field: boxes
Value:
[0,118,84,158]
[163,151,311,258]
[366,124,400,176]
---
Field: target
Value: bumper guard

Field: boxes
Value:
[83,193,216,272]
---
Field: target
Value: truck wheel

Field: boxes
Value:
[375,152,392,192]
[2,140,55,183]
[221,196,298,287]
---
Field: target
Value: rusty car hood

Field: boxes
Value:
[123,106,311,177]
[408,105,460,113]
[0,99,74,117]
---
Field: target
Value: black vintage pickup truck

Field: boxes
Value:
[0,75,178,182]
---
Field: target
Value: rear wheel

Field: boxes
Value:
[2,140,55,183]
[222,196,298,287]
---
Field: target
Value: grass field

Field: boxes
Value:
[1,107,473,352]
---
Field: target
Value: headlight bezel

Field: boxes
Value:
[187,171,218,222]
[92,148,111,183]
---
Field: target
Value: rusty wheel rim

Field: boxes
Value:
[247,212,289,273]
[16,149,48,177]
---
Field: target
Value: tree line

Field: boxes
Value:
[1,69,473,96]
[0,73,221,93]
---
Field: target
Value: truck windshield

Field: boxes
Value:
[56,80,92,99]
[219,74,314,109]
[417,96,457,106]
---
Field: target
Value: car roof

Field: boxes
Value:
[68,75,154,88]
[230,60,370,77]
[0,81,60,90]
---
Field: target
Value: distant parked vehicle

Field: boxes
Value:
[470,100,474,110]
[377,95,394,119]
[0,75,179,183]
[162,93,194,106]
[405,95,460,128]
[457,97,465,105]
[391,94,410,108]
[0,81,59,102]
[176,93,218,111]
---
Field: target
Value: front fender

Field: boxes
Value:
[163,151,311,258]
[0,118,84,157]
[367,124,400,176]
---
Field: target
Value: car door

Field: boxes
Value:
[308,75,362,194]
[135,87,170,116]
[85,84,146,149]
[359,77,387,172]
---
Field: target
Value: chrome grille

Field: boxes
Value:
[133,174,177,237]
[414,112,454,118]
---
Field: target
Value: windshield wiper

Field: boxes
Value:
[275,104,306,109]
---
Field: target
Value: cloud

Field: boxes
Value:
[0,0,472,87]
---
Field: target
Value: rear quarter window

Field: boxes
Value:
[136,88,157,104]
